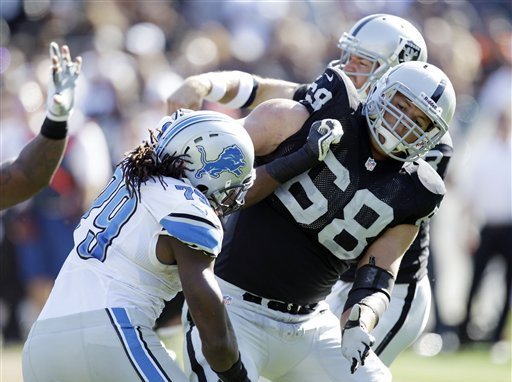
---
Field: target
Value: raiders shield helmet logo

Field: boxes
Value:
[398,39,421,63]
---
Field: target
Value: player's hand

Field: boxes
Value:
[265,118,343,184]
[306,119,343,161]
[47,42,81,121]
[167,76,209,114]
[341,304,375,374]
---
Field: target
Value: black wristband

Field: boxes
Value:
[343,264,395,314]
[214,354,249,382]
[265,145,318,184]
[40,118,68,140]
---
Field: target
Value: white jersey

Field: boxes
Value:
[39,167,222,326]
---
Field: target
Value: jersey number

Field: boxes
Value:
[275,151,394,260]
[305,82,333,111]
[76,172,136,261]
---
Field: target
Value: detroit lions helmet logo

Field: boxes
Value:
[195,145,247,179]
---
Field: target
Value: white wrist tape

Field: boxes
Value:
[204,73,227,102]
[224,71,254,109]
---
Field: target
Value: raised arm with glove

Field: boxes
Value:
[0,42,81,210]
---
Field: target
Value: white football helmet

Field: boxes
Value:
[155,109,255,216]
[364,61,456,162]
[338,14,428,95]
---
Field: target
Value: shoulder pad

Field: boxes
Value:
[438,131,453,148]
[160,200,223,257]
[413,159,446,196]
[140,178,223,256]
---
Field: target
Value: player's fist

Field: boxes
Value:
[47,42,81,121]
[341,304,375,374]
[167,76,210,114]
[306,119,343,161]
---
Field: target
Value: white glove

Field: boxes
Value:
[265,118,343,184]
[341,304,376,374]
[307,118,343,161]
[46,42,82,121]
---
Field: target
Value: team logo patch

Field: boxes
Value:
[223,295,232,305]
[196,145,246,179]
[398,39,421,63]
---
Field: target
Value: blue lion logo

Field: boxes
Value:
[195,145,246,179]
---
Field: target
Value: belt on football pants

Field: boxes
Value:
[242,292,318,315]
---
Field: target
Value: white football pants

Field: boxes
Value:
[183,277,391,382]
[23,307,188,382]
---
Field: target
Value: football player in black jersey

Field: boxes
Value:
[170,14,454,381]
[172,53,456,381]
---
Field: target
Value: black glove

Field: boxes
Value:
[265,119,343,183]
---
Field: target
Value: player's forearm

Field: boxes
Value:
[250,77,300,108]
[206,72,299,109]
[0,126,67,210]
[243,166,281,208]
[19,119,68,186]
[200,315,240,372]
[183,271,239,371]
[168,71,300,114]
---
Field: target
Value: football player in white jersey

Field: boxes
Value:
[168,13,452,380]
[22,108,258,382]
[1,42,81,210]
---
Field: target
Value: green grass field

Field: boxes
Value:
[3,338,510,382]
[391,346,511,382]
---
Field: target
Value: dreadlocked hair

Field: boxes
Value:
[119,129,191,199]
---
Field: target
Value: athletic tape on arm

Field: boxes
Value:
[205,73,227,102]
[224,71,255,109]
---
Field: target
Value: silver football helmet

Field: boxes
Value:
[364,61,456,162]
[155,109,255,216]
[338,13,428,95]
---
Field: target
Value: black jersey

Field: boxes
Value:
[215,66,446,305]
[340,131,453,283]
[296,67,454,284]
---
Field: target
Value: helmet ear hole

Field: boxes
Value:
[196,184,208,194]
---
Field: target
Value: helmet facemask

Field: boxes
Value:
[205,170,255,217]
[366,82,445,162]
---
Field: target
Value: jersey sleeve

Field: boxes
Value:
[140,179,223,257]
[292,84,309,101]
[299,66,360,114]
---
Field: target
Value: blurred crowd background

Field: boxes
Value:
[1,0,511,365]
